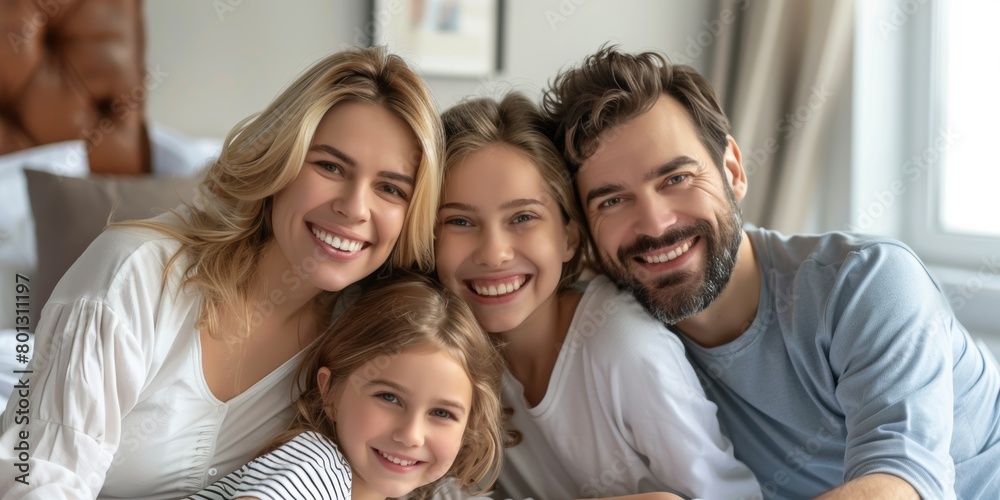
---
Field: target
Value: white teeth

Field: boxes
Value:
[642,241,692,264]
[472,276,526,297]
[311,227,363,253]
[379,450,417,466]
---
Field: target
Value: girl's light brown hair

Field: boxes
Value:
[265,273,506,496]
[440,92,588,291]
[125,45,443,342]
[542,44,731,174]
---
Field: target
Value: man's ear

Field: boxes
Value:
[722,135,747,202]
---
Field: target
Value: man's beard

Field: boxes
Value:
[599,192,743,325]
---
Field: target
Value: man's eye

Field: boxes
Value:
[667,174,688,185]
[598,197,622,209]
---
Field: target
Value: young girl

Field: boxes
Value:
[435,94,763,499]
[0,46,443,498]
[190,274,506,499]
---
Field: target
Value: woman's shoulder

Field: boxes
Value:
[48,212,189,305]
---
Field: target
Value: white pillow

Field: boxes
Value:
[149,123,222,177]
[0,142,89,331]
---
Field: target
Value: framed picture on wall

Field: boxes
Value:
[371,0,503,78]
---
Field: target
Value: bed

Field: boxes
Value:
[0,0,218,406]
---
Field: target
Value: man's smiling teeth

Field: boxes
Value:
[379,450,418,466]
[472,276,525,297]
[643,241,692,264]
[311,226,363,252]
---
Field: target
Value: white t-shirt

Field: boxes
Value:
[0,216,305,499]
[189,431,351,499]
[496,275,762,500]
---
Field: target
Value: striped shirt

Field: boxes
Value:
[187,431,351,499]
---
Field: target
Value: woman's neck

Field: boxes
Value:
[500,289,583,406]
[253,240,325,327]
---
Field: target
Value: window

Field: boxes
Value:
[855,0,1000,339]
[905,0,1000,266]
[935,1,1000,237]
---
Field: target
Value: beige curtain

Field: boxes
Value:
[706,0,854,233]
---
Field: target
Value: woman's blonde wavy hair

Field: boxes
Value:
[263,273,507,497]
[129,46,443,342]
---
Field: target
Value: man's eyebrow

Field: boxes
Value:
[309,144,357,167]
[644,155,700,182]
[584,155,701,207]
[585,183,626,207]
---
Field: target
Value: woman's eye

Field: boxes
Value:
[377,392,399,404]
[316,161,343,174]
[512,213,536,224]
[379,183,408,200]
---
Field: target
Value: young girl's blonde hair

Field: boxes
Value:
[130,46,443,341]
[267,273,506,496]
[440,93,588,291]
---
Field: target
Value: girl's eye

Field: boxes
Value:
[444,217,472,227]
[597,197,622,209]
[430,408,456,420]
[377,392,399,404]
[512,213,536,224]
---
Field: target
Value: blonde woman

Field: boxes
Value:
[0,46,443,499]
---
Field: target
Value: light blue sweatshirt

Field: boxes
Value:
[680,227,1000,500]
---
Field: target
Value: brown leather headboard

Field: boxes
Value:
[0,0,150,174]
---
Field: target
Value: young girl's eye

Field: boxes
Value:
[444,217,472,227]
[377,392,399,404]
[512,213,536,224]
[430,408,456,420]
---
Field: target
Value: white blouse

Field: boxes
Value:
[0,217,305,499]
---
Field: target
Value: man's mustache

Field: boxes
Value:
[617,221,709,262]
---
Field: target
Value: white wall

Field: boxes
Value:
[145,0,715,139]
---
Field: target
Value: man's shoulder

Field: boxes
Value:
[748,225,922,273]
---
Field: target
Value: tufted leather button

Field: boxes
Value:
[0,0,150,175]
